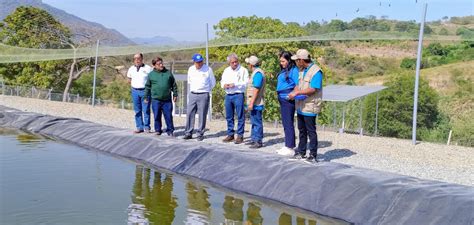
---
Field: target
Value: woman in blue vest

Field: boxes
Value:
[276,51,300,155]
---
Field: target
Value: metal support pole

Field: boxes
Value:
[359,97,363,135]
[340,104,346,134]
[92,39,100,107]
[412,3,428,145]
[375,92,379,136]
[333,102,337,129]
[206,23,212,121]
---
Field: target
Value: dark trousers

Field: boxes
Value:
[224,93,245,137]
[278,96,296,148]
[297,114,318,156]
[151,99,174,134]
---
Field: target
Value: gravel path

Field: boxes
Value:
[1,95,473,186]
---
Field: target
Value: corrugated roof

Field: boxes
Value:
[322,85,387,102]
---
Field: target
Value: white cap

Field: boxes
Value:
[245,55,259,66]
[291,49,310,60]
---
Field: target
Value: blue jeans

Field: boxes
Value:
[278,96,296,148]
[250,109,263,144]
[151,99,174,134]
[131,88,150,131]
[224,93,245,137]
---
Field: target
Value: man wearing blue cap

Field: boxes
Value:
[183,53,216,141]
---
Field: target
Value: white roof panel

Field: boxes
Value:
[322,85,386,102]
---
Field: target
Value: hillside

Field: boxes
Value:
[355,60,474,93]
[0,0,134,46]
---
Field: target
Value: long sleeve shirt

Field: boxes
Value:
[144,68,178,101]
[220,65,249,94]
[187,64,216,93]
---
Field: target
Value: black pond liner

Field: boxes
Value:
[0,106,473,225]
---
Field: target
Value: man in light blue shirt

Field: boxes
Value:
[245,56,266,149]
[288,49,324,162]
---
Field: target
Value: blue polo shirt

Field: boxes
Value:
[252,71,264,111]
[297,64,323,117]
[277,66,299,98]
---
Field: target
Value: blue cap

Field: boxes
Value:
[192,53,204,62]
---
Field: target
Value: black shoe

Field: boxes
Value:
[306,154,318,162]
[249,142,263,149]
[167,132,174,137]
[183,134,192,140]
[196,136,204,141]
[156,131,162,136]
[291,153,306,160]
[245,141,255,145]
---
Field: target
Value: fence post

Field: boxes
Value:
[1,81,4,95]
[48,89,52,101]
[31,86,34,98]
[77,94,80,103]
[121,99,125,109]
[447,130,453,145]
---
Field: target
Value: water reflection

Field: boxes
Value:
[130,164,345,225]
[0,128,45,148]
[279,213,318,225]
[246,202,263,225]
[185,182,211,224]
[223,196,244,223]
[132,165,177,225]
[1,129,347,225]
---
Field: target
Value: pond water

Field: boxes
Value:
[0,128,348,225]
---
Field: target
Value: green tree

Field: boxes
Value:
[348,17,370,31]
[400,57,417,69]
[325,19,348,33]
[363,73,439,139]
[0,6,72,88]
[394,21,419,33]
[304,21,321,34]
[439,28,449,35]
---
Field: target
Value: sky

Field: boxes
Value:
[43,0,473,41]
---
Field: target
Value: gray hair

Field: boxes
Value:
[226,53,239,62]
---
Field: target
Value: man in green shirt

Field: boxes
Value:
[144,57,178,136]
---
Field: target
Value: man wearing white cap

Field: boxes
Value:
[245,55,266,149]
[288,49,323,162]
[183,53,216,141]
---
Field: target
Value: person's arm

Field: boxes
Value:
[209,67,216,89]
[235,68,249,90]
[221,67,234,90]
[221,70,226,89]
[170,73,178,102]
[144,75,151,103]
[290,70,322,98]
[127,68,132,84]
[248,72,263,111]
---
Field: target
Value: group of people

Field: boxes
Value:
[126,49,323,162]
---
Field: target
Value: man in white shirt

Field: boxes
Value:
[183,53,216,141]
[220,53,249,144]
[127,53,153,133]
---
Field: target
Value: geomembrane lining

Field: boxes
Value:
[0,106,473,225]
